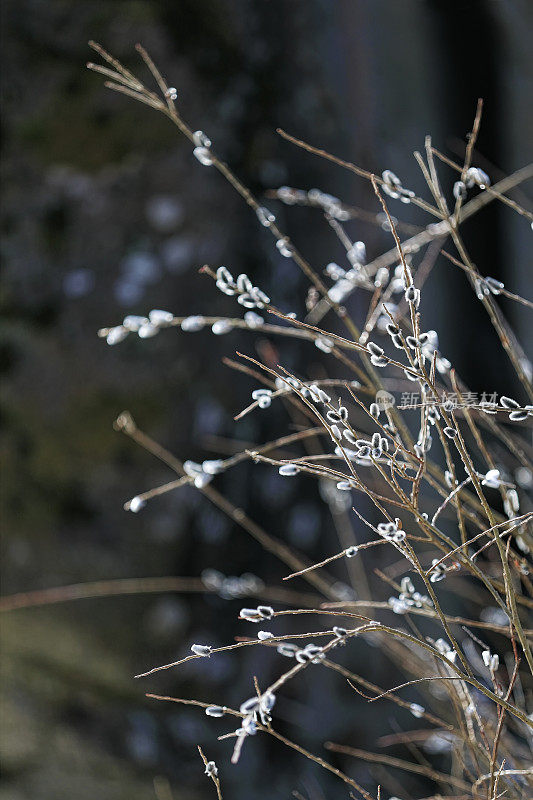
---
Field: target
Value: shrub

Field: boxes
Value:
[88,41,533,799]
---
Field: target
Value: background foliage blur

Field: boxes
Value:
[1,1,531,798]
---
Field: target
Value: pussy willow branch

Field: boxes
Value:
[452,98,484,224]
[415,142,533,399]
[236,349,521,622]
[88,44,357,340]
[114,412,339,599]
[322,599,533,638]
[262,312,516,602]
[325,743,472,793]
[85,43,533,796]
[124,427,326,507]
[433,144,533,223]
[276,128,442,219]
[142,618,533,727]
[197,746,223,800]
[0,576,321,614]
[88,42,427,470]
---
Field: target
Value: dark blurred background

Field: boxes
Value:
[1,1,531,798]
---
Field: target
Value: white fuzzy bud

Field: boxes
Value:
[279,464,300,476]
[128,496,145,513]
[465,166,490,189]
[244,311,264,328]
[193,146,214,166]
[239,608,263,622]
[315,337,334,353]
[123,315,149,332]
[193,130,211,148]
[138,323,159,339]
[202,459,225,475]
[276,238,293,258]
[453,180,467,200]
[336,480,353,491]
[191,644,212,657]
[206,705,226,717]
[181,315,206,332]
[256,206,275,227]
[149,309,174,327]
[106,326,129,345]
[212,319,233,335]
[482,469,502,488]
